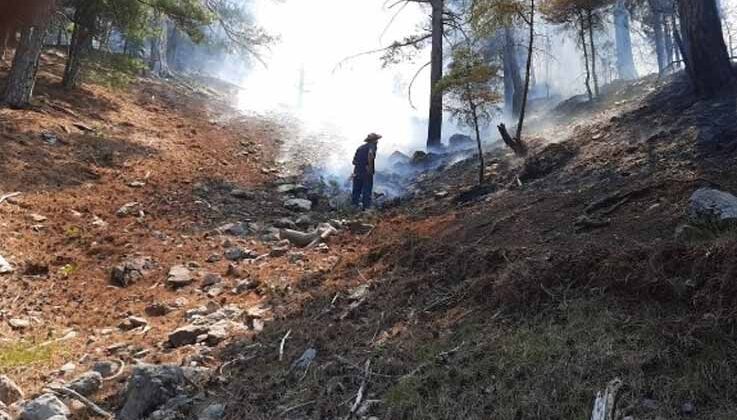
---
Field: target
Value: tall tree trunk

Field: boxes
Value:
[614,0,637,80]
[149,14,171,77]
[579,13,593,100]
[427,0,444,150]
[651,4,668,73]
[587,9,599,96]
[515,0,535,143]
[503,26,524,118]
[678,0,733,96]
[470,100,485,184]
[3,23,49,108]
[167,25,180,72]
[663,17,674,68]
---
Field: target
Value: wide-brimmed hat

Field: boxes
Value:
[365,133,382,142]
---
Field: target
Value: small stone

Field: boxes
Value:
[116,202,140,217]
[128,181,146,188]
[681,401,695,416]
[284,198,312,212]
[145,303,174,317]
[268,246,289,258]
[168,325,210,348]
[29,213,47,223]
[167,265,194,288]
[206,254,222,263]
[67,371,103,397]
[118,316,148,331]
[92,361,121,379]
[224,247,257,262]
[292,348,317,369]
[201,273,223,288]
[230,189,255,200]
[217,223,248,236]
[199,403,225,420]
[295,215,313,227]
[641,398,658,411]
[234,279,258,294]
[59,362,76,374]
[110,256,155,287]
[0,256,13,275]
[0,375,24,405]
[8,319,30,330]
[276,184,307,194]
[206,286,225,298]
[273,218,296,229]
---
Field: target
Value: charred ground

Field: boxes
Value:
[2,50,737,420]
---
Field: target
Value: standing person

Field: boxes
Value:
[352,133,381,209]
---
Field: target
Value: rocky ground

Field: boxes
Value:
[2,50,737,420]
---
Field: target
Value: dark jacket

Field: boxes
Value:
[353,143,377,175]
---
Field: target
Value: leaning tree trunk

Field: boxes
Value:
[587,9,600,97]
[579,13,593,100]
[3,22,49,108]
[515,0,535,144]
[426,0,444,150]
[149,14,171,77]
[678,0,733,96]
[503,26,524,118]
[614,0,637,80]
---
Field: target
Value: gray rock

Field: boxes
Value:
[19,393,70,420]
[230,189,255,200]
[67,371,103,397]
[273,218,297,229]
[292,348,317,369]
[92,361,122,379]
[8,319,30,330]
[223,247,257,262]
[688,188,737,225]
[284,198,312,212]
[234,279,259,294]
[111,257,155,287]
[116,202,140,218]
[119,316,148,331]
[167,265,193,288]
[168,325,210,348]
[0,375,23,405]
[448,133,474,150]
[201,273,223,288]
[268,246,289,258]
[295,215,314,227]
[198,403,225,420]
[118,365,187,420]
[0,256,13,275]
[277,184,307,194]
[145,303,174,317]
[217,223,248,236]
[641,398,658,411]
[682,401,695,416]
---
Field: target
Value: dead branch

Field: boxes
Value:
[44,386,112,418]
[345,359,372,420]
[279,329,292,362]
[0,192,21,205]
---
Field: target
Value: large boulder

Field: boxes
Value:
[448,133,475,150]
[117,365,187,420]
[688,188,737,225]
[19,394,70,420]
[0,375,23,405]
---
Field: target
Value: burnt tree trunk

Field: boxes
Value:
[497,123,527,157]
[678,0,733,96]
[515,0,535,143]
[587,9,599,97]
[470,99,485,184]
[427,0,444,150]
[651,4,668,73]
[0,27,10,61]
[3,22,49,108]
[503,27,524,118]
[579,12,593,101]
